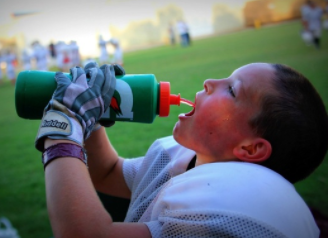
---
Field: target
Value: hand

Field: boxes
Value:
[35,62,123,151]
[93,64,125,130]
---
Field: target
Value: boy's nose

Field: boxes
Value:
[203,79,218,94]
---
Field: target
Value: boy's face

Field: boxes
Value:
[173,63,275,162]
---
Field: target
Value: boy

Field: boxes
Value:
[36,62,328,237]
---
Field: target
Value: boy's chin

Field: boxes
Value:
[172,124,182,141]
[172,125,188,147]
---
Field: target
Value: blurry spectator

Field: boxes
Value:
[69,41,81,67]
[32,41,49,71]
[55,41,65,71]
[99,35,109,64]
[300,1,313,46]
[301,0,311,30]
[0,52,3,84]
[109,38,123,66]
[4,50,16,85]
[176,19,191,47]
[49,41,56,59]
[323,0,328,30]
[21,49,32,71]
[48,41,57,67]
[62,44,71,72]
[168,23,176,46]
[301,0,323,49]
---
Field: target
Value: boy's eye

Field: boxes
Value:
[228,86,236,97]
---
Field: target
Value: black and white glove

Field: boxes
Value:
[35,62,124,151]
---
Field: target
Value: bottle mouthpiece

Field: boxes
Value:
[169,94,181,106]
[159,82,181,117]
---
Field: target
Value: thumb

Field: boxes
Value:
[54,72,71,86]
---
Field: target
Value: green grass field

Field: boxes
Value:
[1,21,327,238]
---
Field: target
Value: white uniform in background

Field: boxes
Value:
[61,44,71,71]
[99,36,109,64]
[4,52,16,81]
[21,50,32,71]
[69,41,80,67]
[123,136,319,238]
[0,55,3,81]
[176,20,190,46]
[55,42,65,71]
[323,5,328,30]
[109,38,123,66]
[33,43,48,71]
[305,6,323,38]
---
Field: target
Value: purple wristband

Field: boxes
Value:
[42,143,87,168]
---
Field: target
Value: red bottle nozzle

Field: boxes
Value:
[159,82,180,117]
[159,82,195,117]
[169,94,181,106]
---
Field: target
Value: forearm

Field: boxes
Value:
[44,139,112,237]
[85,128,119,182]
[43,139,148,238]
[84,127,131,198]
[45,155,113,238]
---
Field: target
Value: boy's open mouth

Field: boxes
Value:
[184,107,195,116]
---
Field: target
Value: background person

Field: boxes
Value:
[34,62,327,238]
[176,19,190,47]
[0,52,3,84]
[68,41,81,68]
[168,22,176,46]
[32,41,49,71]
[99,35,109,64]
[21,49,32,71]
[301,0,324,49]
[109,38,123,66]
[4,50,16,85]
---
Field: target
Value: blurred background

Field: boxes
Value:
[0,0,326,68]
[1,0,328,237]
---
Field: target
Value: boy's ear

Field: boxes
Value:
[233,138,272,163]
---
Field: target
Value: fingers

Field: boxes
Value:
[54,72,72,101]
[85,67,99,88]
[100,64,114,93]
[84,61,102,88]
[54,72,71,85]
[100,65,116,110]
[113,64,126,76]
[84,61,99,71]
[71,67,89,87]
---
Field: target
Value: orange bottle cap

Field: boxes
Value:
[159,82,180,117]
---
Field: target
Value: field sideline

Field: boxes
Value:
[0,20,327,238]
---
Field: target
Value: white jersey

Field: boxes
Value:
[55,43,65,69]
[301,5,310,21]
[123,136,319,238]
[99,39,108,64]
[32,45,48,71]
[69,42,80,67]
[0,55,3,79]
[21,51,32,70]
[109,38,123,65]
[304,6,323,31]
[176,21,188,35]
[4,53,16,80]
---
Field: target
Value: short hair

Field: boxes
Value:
[249,64,328,183]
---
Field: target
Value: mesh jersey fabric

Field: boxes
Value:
[122,136,319,238]
[123,135,195,223]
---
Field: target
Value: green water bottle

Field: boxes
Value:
[15,70,188,123]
